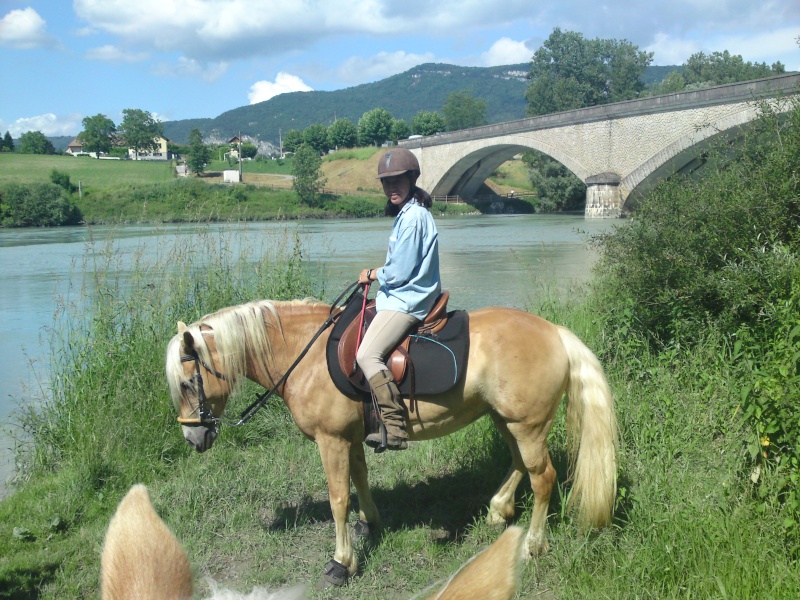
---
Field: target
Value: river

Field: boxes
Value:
[0,214,613,497]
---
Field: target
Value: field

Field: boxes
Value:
[0,150,534,201]
[0,153,174,188]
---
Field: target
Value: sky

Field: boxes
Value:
[0,0,798,139]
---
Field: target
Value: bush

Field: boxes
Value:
[591,96,800,538]
[0,182,82,227]
[593,97,800,346]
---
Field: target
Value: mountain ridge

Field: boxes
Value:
[162,62,534,145]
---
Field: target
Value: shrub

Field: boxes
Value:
[592,97,800,346]
[0,182,82,227]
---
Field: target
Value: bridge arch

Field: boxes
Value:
[424,139,589,200]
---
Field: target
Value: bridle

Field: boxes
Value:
[175,281,362,430]
[177,349,230,427]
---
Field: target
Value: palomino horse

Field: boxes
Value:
[101,484,525,599]
[165,298,617,585]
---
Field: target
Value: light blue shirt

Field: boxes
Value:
[375,198,441,320]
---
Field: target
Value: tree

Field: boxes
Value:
[282,129,304,153]
[358,107,393,146]
[119,108,163,160]
[303,123,329,154]
[525,28,652,117]
[522,151,585,211]
[683,50,784,87]
[442,91,488,131]
[240,143,258,159]
[327,118,357,149]
[651,70,687,95]
[291,143,327,206]
[411,111,445,136]
[78,114,116,158]
[390,119,411,143]
[18,130,55,155]
[2,131,13,152]
[186,128,211,175]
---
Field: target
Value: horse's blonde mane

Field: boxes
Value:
[166,299,330,408]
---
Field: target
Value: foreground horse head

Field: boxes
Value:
[101,484,524,599]
[165,299,618,587]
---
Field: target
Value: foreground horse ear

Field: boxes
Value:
[182,331,195,352]
[177,321,187,334]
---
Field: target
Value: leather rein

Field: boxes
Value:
[177,282,361,429]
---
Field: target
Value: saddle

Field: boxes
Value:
[337,291,450,387]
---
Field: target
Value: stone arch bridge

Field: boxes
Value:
[398,73,800,217]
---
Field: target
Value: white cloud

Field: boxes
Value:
[152,57,229,82]
[248,73,313,104]
[336,51,438,84]
[0,7,59,49]
[85,45,149,63]
[645,33,701,65]
[2,113,84,137]
[479,38,532,66]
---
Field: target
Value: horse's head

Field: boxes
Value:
[166,321,235,453]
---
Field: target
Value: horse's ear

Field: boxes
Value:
[182,331,195,352]
[177,321,187,334]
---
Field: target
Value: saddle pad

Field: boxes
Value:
[326,290,470,397]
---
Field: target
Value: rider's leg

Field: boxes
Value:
[356,310,419,450]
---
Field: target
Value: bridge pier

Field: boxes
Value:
[585,173,622,218]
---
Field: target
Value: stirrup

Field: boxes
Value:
[365,424,407,452]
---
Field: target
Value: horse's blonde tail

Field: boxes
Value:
[558,326,618,530]
[101,484,193,600]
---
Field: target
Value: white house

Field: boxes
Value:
[128,136,173,160]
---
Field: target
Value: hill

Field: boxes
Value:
[162,62,532,145]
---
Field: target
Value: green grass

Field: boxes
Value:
[1,228,798,599]
[323,147,382,162]
[0,153,174,188]
[207,157,294,174]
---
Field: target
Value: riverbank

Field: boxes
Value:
[0,152,535,226]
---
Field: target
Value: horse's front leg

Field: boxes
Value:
[317,434,356,586]
[349,442,380,537]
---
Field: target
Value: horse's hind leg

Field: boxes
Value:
[349,442,380,536]
[506,422,556,557]
[487,414,527,525]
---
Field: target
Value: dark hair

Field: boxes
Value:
[384,174,432,216]
[384,188,432,216]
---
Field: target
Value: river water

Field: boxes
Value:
[0,214,613,497]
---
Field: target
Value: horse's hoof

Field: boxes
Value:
[321,559,349,587]
[354,519,371,538]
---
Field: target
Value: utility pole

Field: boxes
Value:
[279,128,283,159]
[238,130,242,182]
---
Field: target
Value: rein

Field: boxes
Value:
[179,281,361,428]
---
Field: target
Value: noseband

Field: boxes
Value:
[177,350,229,427]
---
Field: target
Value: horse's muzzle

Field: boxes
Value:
[181,424,218,453]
